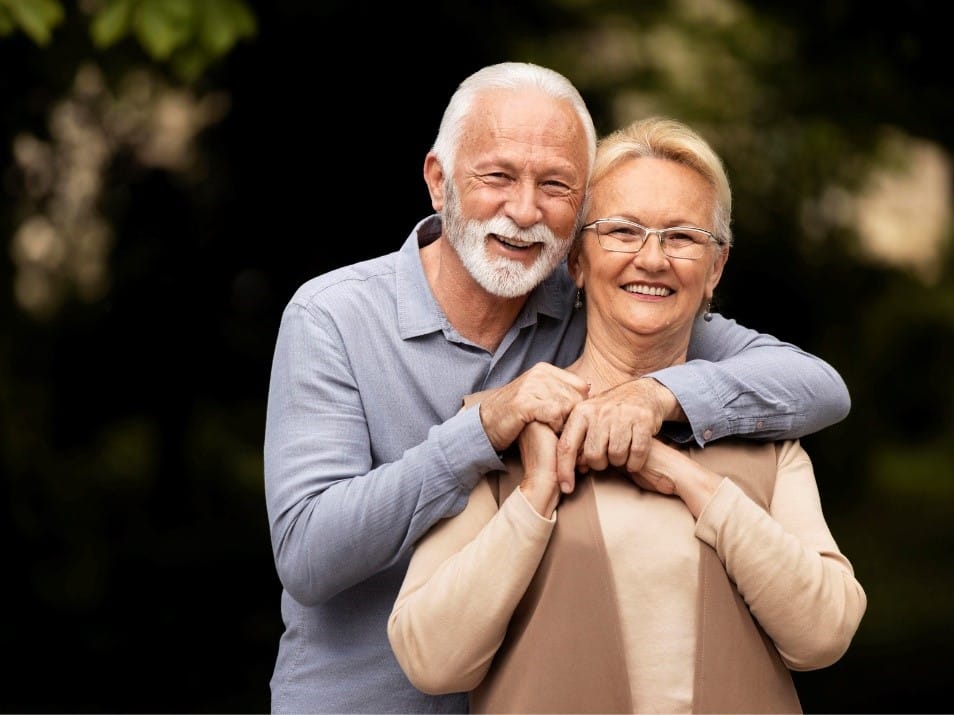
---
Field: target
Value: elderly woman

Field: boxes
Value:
[387,117,866,714]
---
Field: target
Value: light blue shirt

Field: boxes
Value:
[263,215,849,714]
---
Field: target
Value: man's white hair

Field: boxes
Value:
[431,62,597,181]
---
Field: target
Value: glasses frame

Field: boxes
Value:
[581,218,723,260]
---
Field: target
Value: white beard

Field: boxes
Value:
[441,188,569,299]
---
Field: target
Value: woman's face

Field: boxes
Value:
[572,156,728,343]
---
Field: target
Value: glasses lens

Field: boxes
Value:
[595,220,647,252]
[659,228,712,259]
[593,220,714,259]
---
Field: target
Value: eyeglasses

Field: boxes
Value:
[581,218,722,260]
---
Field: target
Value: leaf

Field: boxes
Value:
[132,0,194,60]
[170,44,208,82]
[197,0,256,57]
[0,0,64,45]
[225,0,255,37]
[0,7,16,36]
[90,0,133,49]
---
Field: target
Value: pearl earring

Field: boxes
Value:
[703,301,713,322]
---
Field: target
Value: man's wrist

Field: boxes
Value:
[640,377,684,423]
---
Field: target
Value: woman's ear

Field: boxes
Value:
[706,245,729,296]
[423,153,446,211]
[567,240,585,287]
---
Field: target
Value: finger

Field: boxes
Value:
[534,390,583,434]
[560,470,576,495]
[510,385,579,435]
[580,415,610,472]
[605,419,631,468]
[625,427,652,473]
[524,362,591,398]
[629,472,652,491]
[556,413,586,484]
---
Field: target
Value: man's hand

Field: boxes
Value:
[556,377,683,485]
[478,363,591,452]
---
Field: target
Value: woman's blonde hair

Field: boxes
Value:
[591,117,733,245]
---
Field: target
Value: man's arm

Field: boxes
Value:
[264,304,589,607]
[655,312,850,444]
[555,313,850,482]
[263,303,499,606]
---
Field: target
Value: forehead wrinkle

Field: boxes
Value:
[461,90,588,182]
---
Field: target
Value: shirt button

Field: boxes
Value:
[703,429,713,441]
[756,421,764,429]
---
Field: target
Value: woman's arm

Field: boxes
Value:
[388,479,554,693]
[636,438,867,669]
[388,424,562,694]
[693,441,866,669]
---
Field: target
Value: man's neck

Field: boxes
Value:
[420,237,528,352]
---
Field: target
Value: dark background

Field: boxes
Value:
[1,1,952,712]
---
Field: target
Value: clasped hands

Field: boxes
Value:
[477,363,687,517]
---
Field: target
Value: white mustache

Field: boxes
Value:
[480,215,560,245]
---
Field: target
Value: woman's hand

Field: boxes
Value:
[631,438,723,519]
[517,421,563,518]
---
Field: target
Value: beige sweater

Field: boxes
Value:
[388,439,866,712]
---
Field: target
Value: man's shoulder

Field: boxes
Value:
[290,250,401,308]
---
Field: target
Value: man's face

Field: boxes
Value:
[441,88,589,298]
[442,179,567,298]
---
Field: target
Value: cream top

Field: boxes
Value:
[388,439,867,711]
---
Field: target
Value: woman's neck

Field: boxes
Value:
[568,332,689,395]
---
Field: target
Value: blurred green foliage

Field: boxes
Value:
[1,0,256,79]
[0,0,64,44]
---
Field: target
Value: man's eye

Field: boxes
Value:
[541,180,572,196]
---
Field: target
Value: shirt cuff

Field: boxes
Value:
[435,406,506,491]
[649,362,725,446]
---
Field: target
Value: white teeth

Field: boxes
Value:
[624,284,672,297]
[495,234,535,248]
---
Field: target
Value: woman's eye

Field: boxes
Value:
[612,227,642,240]
[666,233,695,246]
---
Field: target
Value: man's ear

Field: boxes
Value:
[423,153,446,211]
